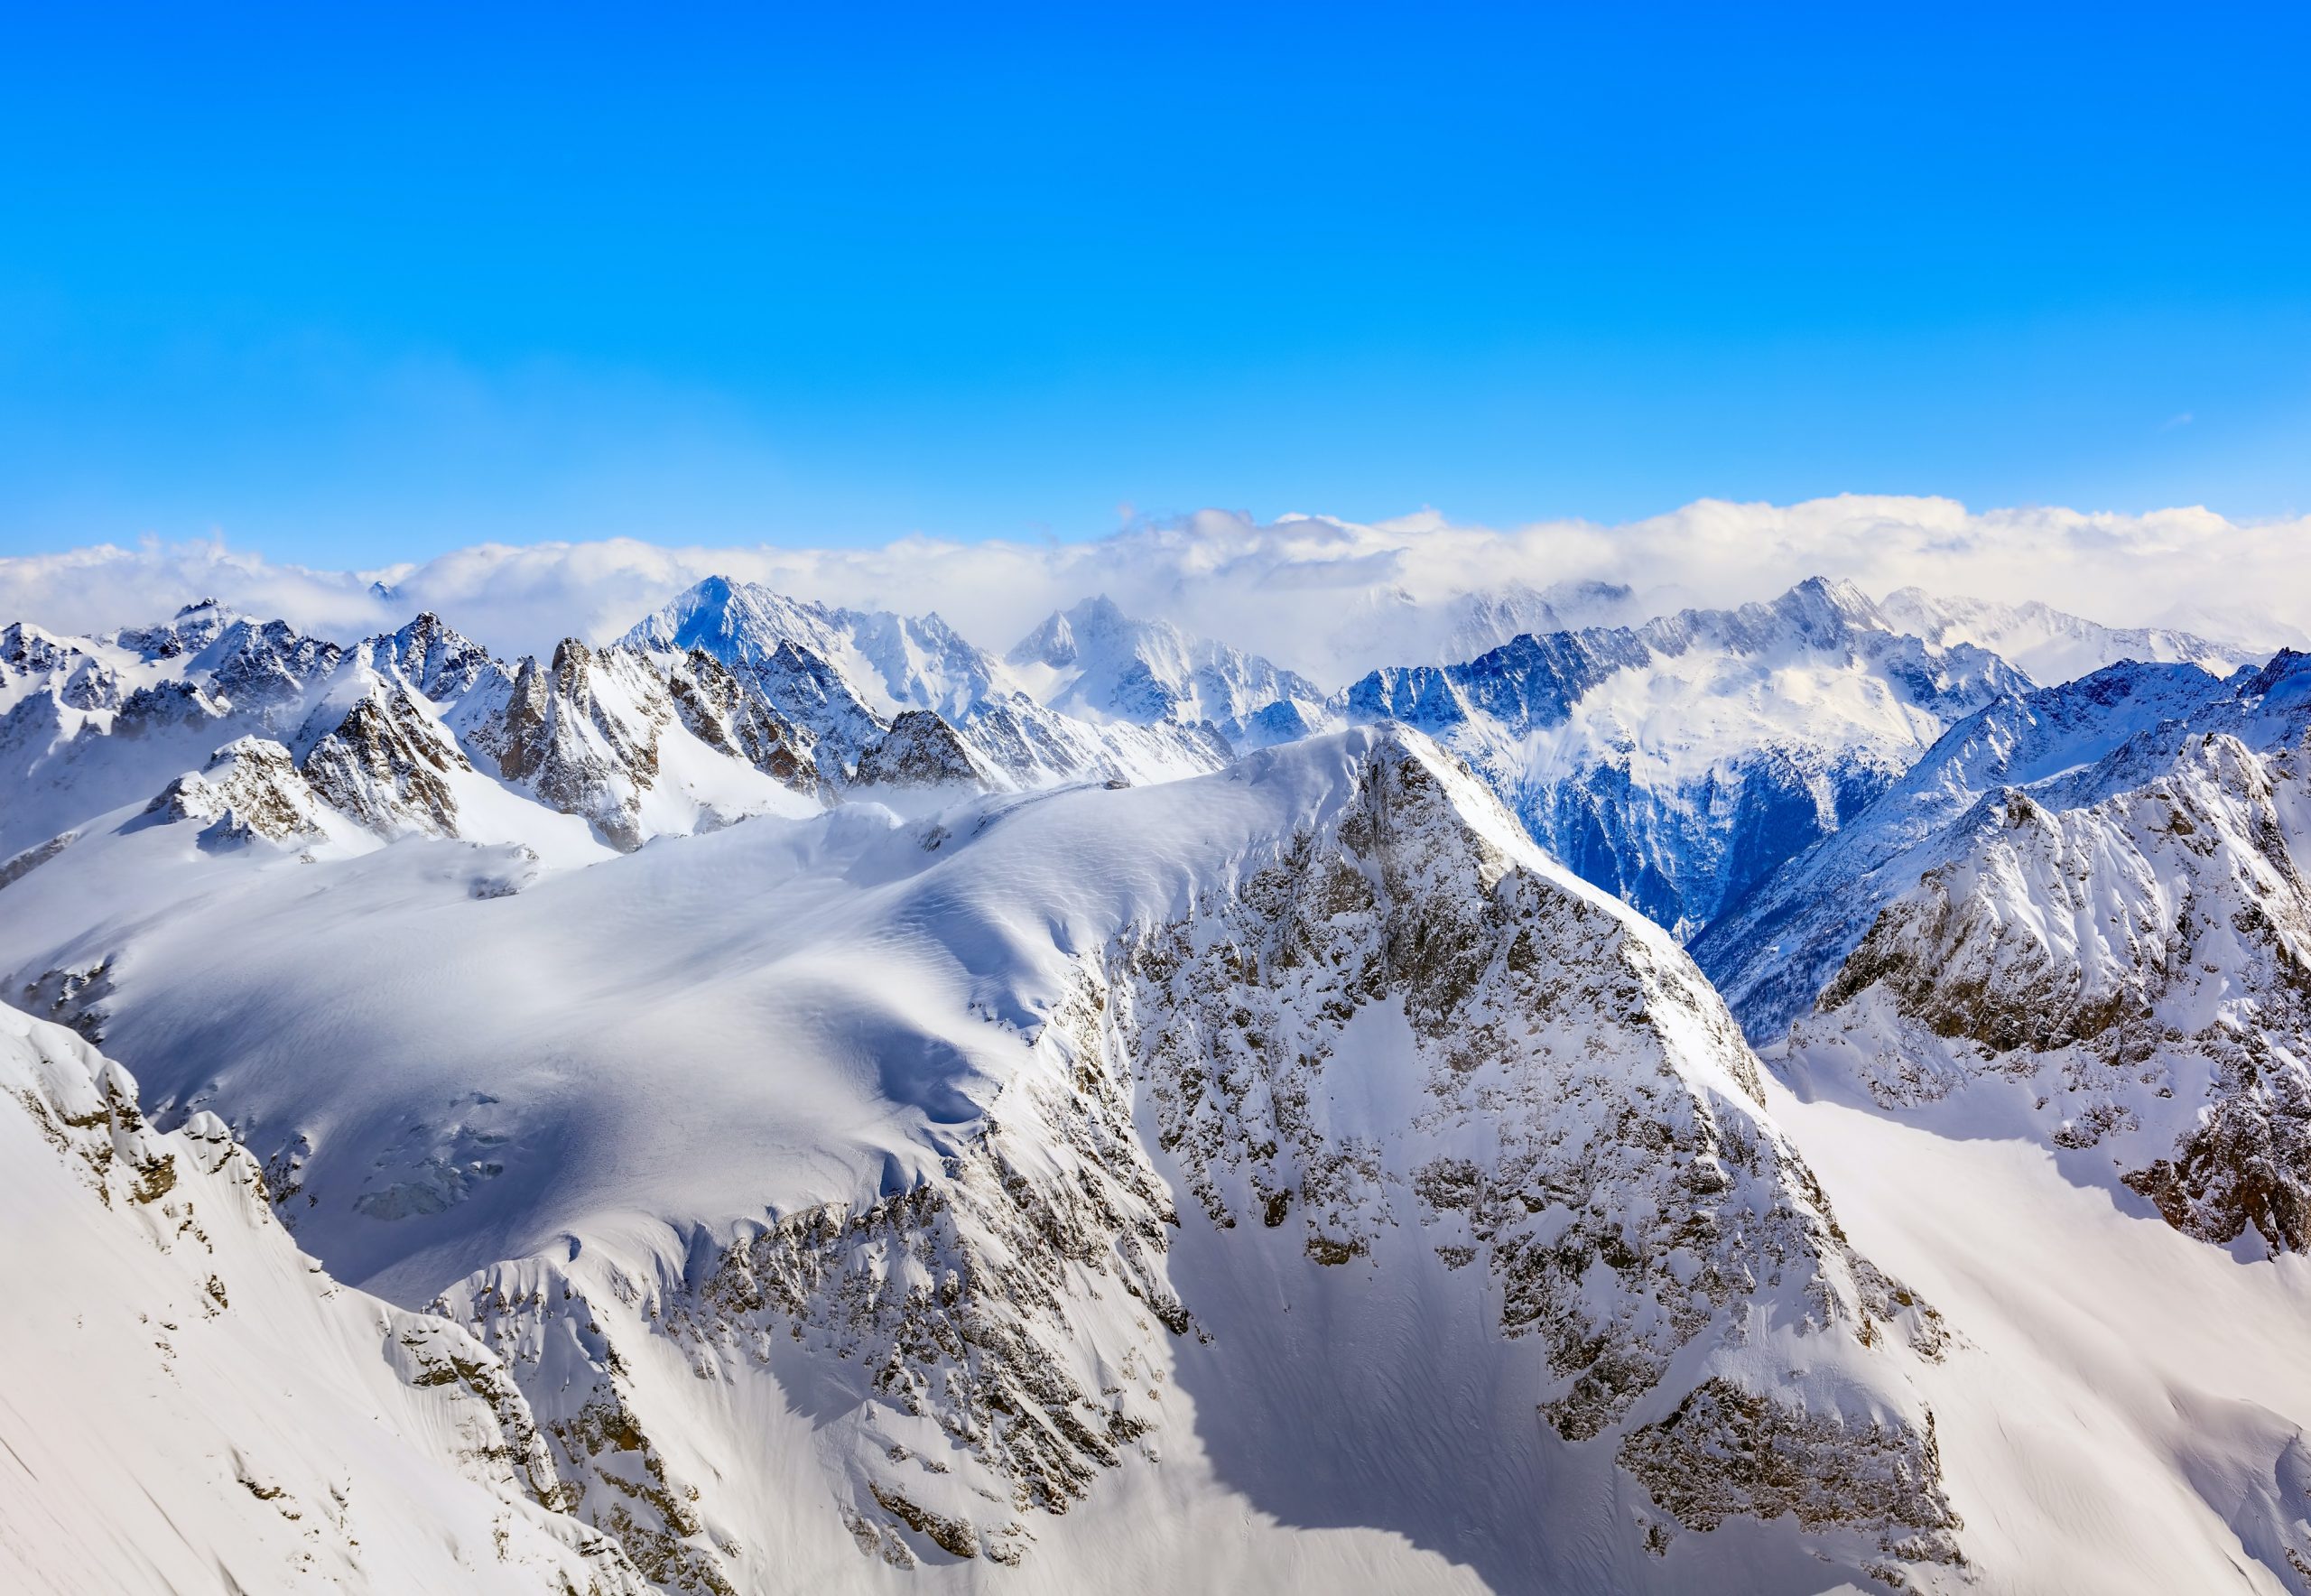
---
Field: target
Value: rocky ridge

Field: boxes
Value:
[1789,708,2311,1257]
[366,729,1962,1590]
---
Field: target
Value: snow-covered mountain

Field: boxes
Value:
[19,578,2311,1593]
[1007,594,1334,747]
[1434,579,1644,664]
[0,725,1969,1592]
[1345,576,2027,940]
[1694,655,2241,1042]
[626,576,1238,788]
[625,574,1002,726]
[1707,648,2311,1267]
[1879,586,2259,685]
[0,1004,654,1595]
[0,600,823,868]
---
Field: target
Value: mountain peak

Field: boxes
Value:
[1775,573,1885,641]
[1007,608,1079,669]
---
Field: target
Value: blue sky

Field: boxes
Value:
[3,3,2306,564]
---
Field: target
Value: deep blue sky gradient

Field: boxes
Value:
[4,3,2307,561]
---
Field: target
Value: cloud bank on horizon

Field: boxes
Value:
[6,495,2306,679]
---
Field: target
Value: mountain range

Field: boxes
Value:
[6,573,2310,1595]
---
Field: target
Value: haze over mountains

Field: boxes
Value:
[7,561,2311,1595]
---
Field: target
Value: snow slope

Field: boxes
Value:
[1771,1079,2311,1596]
[0,1004,653,1596]
[18,582,2311,1594]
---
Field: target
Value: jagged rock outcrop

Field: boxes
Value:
[661,646,818,798]
[849,709,991,792]
[301,679,472,839]
[113,676,232,736]
[359,609,514,711]
[145,736,325,846]
[1,619,122,710]
[114,596,234,660]
[472,637,819,849]
[478,640,663,849]
[205,617,348,710]
[1618,1378,1958,1563]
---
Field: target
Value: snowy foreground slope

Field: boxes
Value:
[0,1005,654,1595]
[1768,1081,2311,1596]
[5,727,1969,1593]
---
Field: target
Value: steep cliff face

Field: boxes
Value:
[301,678,476,840]
[660,646,819,799]
[145,735,329,847]
[478,640,656,849]
[0,1003,654,1595]
[1345,578,2026,942]
[849,708,993,793]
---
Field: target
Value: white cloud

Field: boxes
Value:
[4,496,2305,686]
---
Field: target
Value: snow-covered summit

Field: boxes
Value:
[625,574,1009,720]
